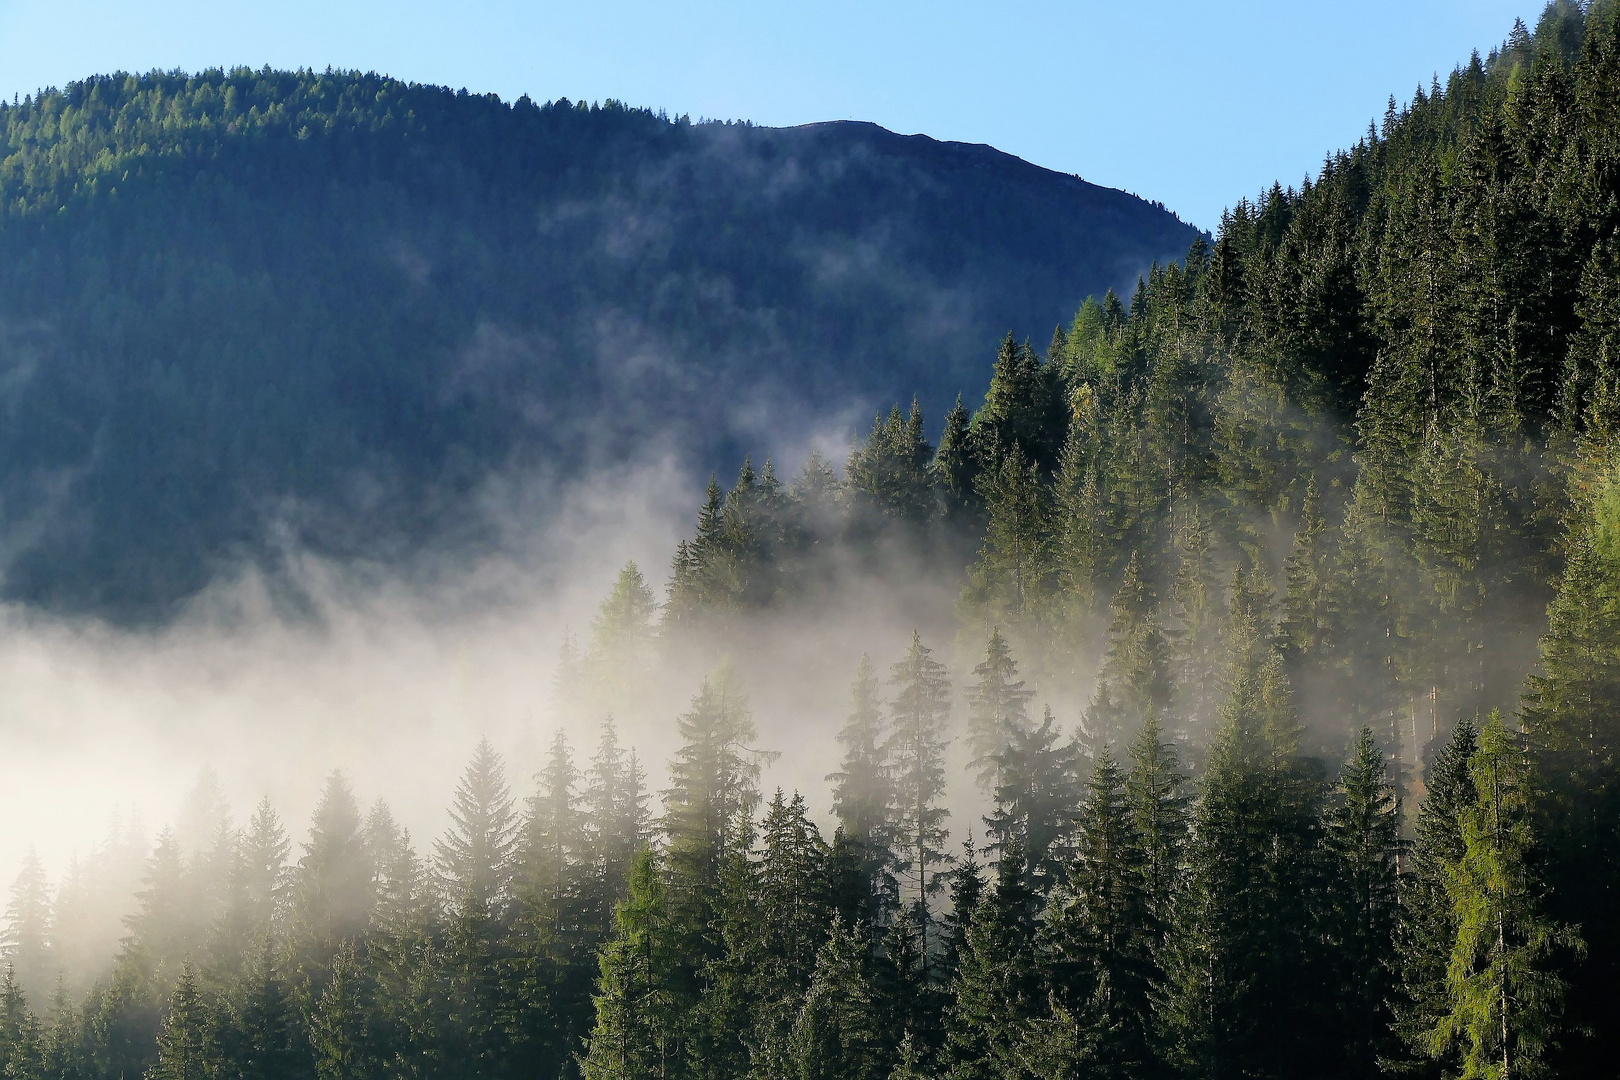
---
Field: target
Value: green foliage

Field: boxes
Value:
[1426,713,1583,1079]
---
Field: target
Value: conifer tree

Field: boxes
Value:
[662,660,769,906]
[1047,747,1150,1075]
[848,401,936,526]
[942,845,1041,1080]
[1085,555,1172,749]
[520,729,582,910]
[1392,718,1479,1078]
[1325,728,1402,1076]
[983,706,1081,892]
[1124,716,1186,932]
[792,918,888,1080]
[933,395,980,527]
[1426,712,1582,1079]
[0,966,42,1080]
[1520,491,1620,1031]
[937,836,982,992]
[149,962,217,1080]
[582,849,680,1080]
[308,944,375,1080]
[967,446,1052,624]
[1281,476,1332,659]
[1154,643,1324,1079]
[828,655,897,919]
[583,719,650,919]
[123,829,196,996]
[964,629,1036,790]
[885,634,953,946]
[3,850,55,1002]
[435,739,519,912]
[222,942,296,1080]
[586,562,658,713]
[744,791,832,1079]
[208,799,288,985]
[1051,418,1107,622]
[289,772,374,989]
[1166,508,1225,738]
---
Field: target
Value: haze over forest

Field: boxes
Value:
[2,3,1620,1080]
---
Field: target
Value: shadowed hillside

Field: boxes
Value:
[0,71,1200,619]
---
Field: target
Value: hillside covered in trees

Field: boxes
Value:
[6,2,1620,1080]
[0,68,1198,620]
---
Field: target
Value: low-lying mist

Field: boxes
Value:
[0,443,1028,986]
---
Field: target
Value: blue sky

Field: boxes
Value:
[0,0,1539,229]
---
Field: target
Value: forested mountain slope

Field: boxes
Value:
[0,71,1198,619]
[9,5,1620,1080]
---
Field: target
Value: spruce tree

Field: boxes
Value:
[582,850,680,1080]
[1154,644,1325,1079]
[288,773,373,988]
[1325,728,1402,1077]
[149,962,218,1080]
[1085,555,1172,750]
[934,395,981,527]
[662,660,769,908]
[435,739,519,912]
[828,655,897,921]
[0,966,42,1080]
[792,918,889,1080]
[964,629,1036,790]
[1124,716,1186,933]
[520,729,582,911]
[966,446,1052,625]
[1046,747,1150,1076]
[586,562,659,714]
[3,851,55,1002]
[942,845,1041,1080]
[984,706,1081,893]
[847,401,936,526]
[308,944,375,1080]
[224,942,296,1080]
[1391,718,1479,1077]
[744,791,832,1080]
[885,634,953,948]
[1426,712,1582,1079]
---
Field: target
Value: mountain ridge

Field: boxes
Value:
[0,69,1202,619]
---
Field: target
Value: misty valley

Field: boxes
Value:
[5,2,1620,1080]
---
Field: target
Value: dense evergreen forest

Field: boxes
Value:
[0,63,1196,620]
[8,2,1620,1079]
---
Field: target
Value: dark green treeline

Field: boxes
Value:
[6,2,1620,1079]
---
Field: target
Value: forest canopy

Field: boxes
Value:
[6,2,1620,1080]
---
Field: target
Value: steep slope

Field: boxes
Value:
[0,71,1200,619]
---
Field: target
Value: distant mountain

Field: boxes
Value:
[0,70,1201,620]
